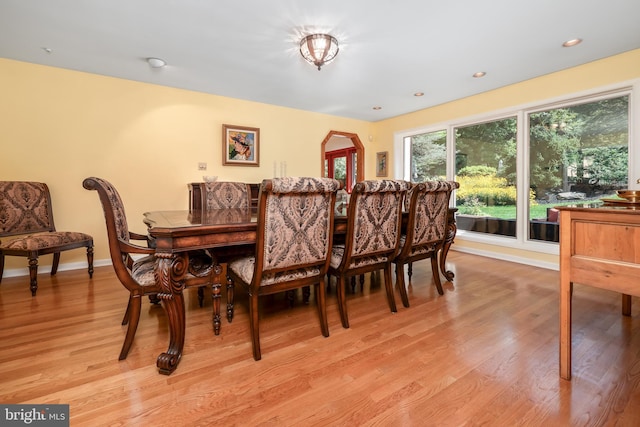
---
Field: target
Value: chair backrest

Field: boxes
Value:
[0,181,56,236]
[82,177,145,291]
[339,179,411,268]
[203,182,251,210]
[252,177,340,287]
[400,181,459,258]
[82,177,130,243]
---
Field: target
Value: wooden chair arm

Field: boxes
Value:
[119,240,155,256]
[119,241,155,270]
[129,231,150,242]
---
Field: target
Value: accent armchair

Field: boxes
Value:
[0,181,93,295]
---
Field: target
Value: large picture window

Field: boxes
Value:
[454,117,518,238]
[401,88,632,251]
[527,95,629,242]
[406,129,447,181]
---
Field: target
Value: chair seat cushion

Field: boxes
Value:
[397,235,437,258]
[330,244,388,270]
[131,255,157,286]
[229,256,322,287]
[0,231,92,251]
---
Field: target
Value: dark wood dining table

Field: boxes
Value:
[143,207,457,374]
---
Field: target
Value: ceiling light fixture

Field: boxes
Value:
[473,71,486,78]
[562,38,582,47]
[299,34,339,70]
[414,92,424,97]
[147,57,166,68]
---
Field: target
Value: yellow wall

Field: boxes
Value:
[2,49,640,274]
[0,58,373,272]
[371,48,640,267]
[374,49,640,139]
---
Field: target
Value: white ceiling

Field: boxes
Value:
[1,0,639,122]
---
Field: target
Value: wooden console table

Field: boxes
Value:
[558,203,640,380]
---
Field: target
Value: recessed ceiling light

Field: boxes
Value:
[473,71,486,78]
[414,92,424,97]
[147,57,166,68]
[42,47,52,54]
[373,106,382,110]
[562,38,582,47]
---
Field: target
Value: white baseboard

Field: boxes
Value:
[2,248,559,280]
[450,247,559,271]
[1,258,112,279]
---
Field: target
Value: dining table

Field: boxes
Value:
[143,206,457,375]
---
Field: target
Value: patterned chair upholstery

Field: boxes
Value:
[83,177,214,360]
[394,181,459,305]
[0,181,94,295]
[328,179,411,329]
[199,181,253,325]
[227,177,340,360]
[203,181,252,210]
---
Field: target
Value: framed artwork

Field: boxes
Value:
[376,151,388,177]
[222,124,260,166]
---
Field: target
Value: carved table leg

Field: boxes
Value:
[439,216,457,282]
[155,253,187,375]
[212,264,222,335]
[226,274,235,323]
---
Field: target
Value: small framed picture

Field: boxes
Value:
[222,124,260,166]
[376,151,388,177]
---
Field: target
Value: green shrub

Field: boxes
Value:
[457,196,487,215]
[456,174,536,207]
[457,165,497,177]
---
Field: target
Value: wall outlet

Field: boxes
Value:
[198,162,207,171]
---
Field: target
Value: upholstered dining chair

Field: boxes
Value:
[202,181,252,210]
[226,177,340,360]
[394,181,459,307]
[328,179,411,329]
[83,177,215,360]
[199,181,253,323]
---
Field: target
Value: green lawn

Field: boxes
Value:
[462,195,618,220]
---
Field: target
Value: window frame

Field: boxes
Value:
[394,80,639,257]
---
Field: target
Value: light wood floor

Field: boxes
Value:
[1,251,640,426]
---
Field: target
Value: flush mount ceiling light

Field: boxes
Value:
[299,34,339,70]
[472,71,486,78]
[147,57,166,68]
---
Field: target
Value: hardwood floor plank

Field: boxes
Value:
[2,251,640,426]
